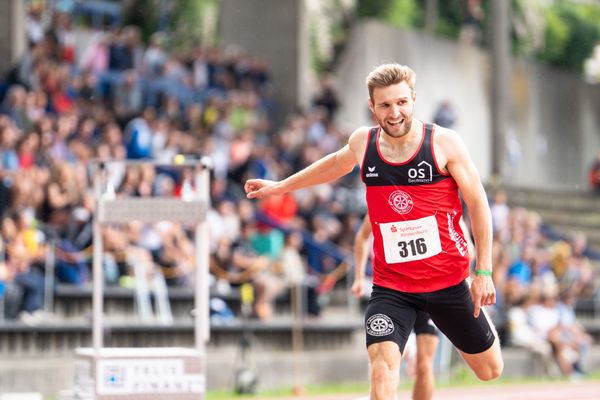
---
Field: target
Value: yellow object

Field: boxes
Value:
[174,154,186,165]
[240,283,254,305]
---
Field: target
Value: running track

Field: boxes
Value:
[258,380,600,400]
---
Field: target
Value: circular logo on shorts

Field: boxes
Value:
[366,313,394,337]
[388,190,414,215]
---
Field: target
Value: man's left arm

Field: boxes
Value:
[440,130,495,318]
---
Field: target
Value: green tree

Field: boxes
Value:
[538,3,600,71]
[124,0,159,41]
[171,0,219,48]
[123,0,217,47]
[434,0,468,39]
[356,0,422,29]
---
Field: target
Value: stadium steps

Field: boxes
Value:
[51,283,356,320]
[53,284,200,320]
[501,186,600,250]
[0,318,362,358]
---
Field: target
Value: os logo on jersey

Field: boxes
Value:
[407,160,433,183]
[388,190,414,214]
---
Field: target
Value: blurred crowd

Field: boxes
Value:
[0,5,360,325]
[489,189,597,378]
[0,6,597,378]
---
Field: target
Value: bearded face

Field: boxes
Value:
[369,81,416,139]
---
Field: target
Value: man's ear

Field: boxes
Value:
[368,98,374,114]
[412,91,417,103]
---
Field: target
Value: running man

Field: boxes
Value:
[245,63,503,399]
[353,214,439,400]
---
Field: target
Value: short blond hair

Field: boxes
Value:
[366,63,416,99]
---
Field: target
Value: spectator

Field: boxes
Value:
[54,12,76,64]
[280,231,320,317]
[42,163,81,229]
[1,85,29,130]
[312,75,340,123]
[124,117,153,159]
[490,189,510,239]
[113,70,143,123]
[0,212,46,322]
[432,100,457,128]
[79,33,110,74]
[0,121,20,172]
[460,0,484,46]
[528,282,578,378]
[587,149,600,192]
[152,222,195,287]
[25,3,45,45]
[142,33,168,78]
[506,287,553,375]
[108,29,134,72]
[557,289,594,375]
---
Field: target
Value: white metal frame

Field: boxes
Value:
[91,158,211,352]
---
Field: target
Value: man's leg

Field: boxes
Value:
[456,303,503,381]
[413,333,438,400]
[365,286,418,400]
[368,341,401,400]
[427,281,504,381]
[458,334,503,380]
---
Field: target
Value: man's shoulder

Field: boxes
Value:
[353,125,376,135]
[349,125,374,141]
[431,123,458,138]
[347,126,373,160]
[431,124,464,147]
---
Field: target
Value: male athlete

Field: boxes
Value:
[245,63,503,399]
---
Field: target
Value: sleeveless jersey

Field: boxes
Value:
[361,123,470,293]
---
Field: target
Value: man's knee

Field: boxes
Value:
[415,358,433,379]
[370,352,400,375]
[368,342,401,378]
[474,358,504,381]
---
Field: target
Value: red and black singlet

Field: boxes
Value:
[361,123,470,293]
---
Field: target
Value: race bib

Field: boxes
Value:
[379,215,442,263]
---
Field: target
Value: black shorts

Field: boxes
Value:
[365,280,495,354]
[413,311,437,336]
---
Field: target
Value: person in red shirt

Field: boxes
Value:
[588,150,600,193]
[245,63,503,399]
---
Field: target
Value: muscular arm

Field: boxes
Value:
[283,145,357,190]
[352,214,372,298]
[245,127,369,199]
[437,128,494,317]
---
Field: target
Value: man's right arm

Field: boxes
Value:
[245,127,369,199]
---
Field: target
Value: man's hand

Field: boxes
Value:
[351,278,364,298]
[244,179,281,199]
[470,275,496,318]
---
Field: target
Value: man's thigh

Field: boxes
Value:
[425,280,495,354]
[365,285,422,354]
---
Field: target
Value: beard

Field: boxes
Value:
[378,116,413,138]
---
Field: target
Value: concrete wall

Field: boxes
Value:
[335,20,600,189]
[0,0,26,77]
[219,0,310,125]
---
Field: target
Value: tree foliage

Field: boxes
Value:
[537,3,600,71]
[356,0,422,29]
[356,0,600,72]
[123,0,217,47]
